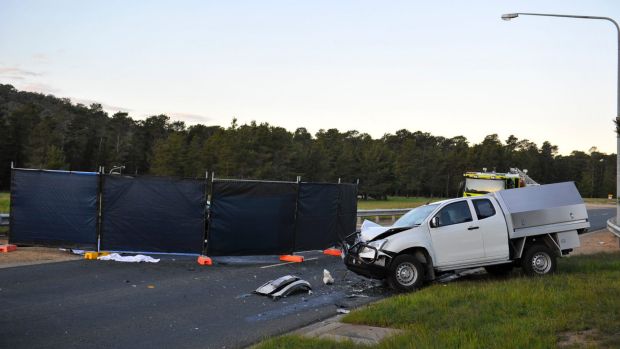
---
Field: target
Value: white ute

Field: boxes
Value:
[344,182,589,291]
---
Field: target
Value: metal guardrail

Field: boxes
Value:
[356,208,412,225]
[357,208,411,217]
[606,217,620,239]
[0,213,9,227]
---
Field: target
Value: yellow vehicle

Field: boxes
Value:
[463,168,537,197]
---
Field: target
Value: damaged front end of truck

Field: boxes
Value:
[345,231,395,280]
[343,203,441,290]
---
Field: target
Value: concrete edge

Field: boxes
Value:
[291,313,404,345]
[585,203,617,208]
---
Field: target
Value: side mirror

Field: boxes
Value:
[430,216,439,228]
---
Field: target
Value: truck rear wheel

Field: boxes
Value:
[388,255,425,292]
[521,244,557,276]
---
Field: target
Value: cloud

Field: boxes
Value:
[0,66,42,80]
[169,112,212,123]
[0,78,131,114]
[72,97,132,113]
[20,82,60,95]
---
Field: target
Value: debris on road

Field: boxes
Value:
[255,275,297,295]
[337,308,350,314]
[97,253,160,263]
[323,269,334,285]
[345,294,369,299]
[255,275,312,299]
[270,280,311,300]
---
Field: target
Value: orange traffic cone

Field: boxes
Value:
[279,255,304,263]
[197,255,213,266]
[0,244,17,253]
[323,248,342,257]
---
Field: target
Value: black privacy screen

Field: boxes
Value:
[207,180,297,256]
[100,175,205,254]
[294,183,341,251]
[10,169,99,249]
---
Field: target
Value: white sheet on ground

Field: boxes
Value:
[97,253,160,263]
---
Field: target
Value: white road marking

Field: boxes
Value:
[260,257,319,269]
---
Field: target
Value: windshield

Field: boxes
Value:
[393,204,439,227]
[465,178,505,194]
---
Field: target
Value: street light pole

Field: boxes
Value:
[502,12,620,220]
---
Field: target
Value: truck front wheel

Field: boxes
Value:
[388,255,425,292]
[521,244,557,276]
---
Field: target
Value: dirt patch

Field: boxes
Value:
[558,329,600,348]
[573,230,620,255]
[0,237,81,268]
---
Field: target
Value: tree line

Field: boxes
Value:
[0,83,615,198]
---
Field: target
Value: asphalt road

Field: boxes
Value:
[586,205,615,231]
[0,252,386,349]
[0,206,614,349]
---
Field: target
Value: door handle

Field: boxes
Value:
[467,226,479,230]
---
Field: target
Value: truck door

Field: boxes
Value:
[429,200,485,266]
[471,198,509,259]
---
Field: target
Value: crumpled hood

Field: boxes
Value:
[360,226,393,241]
[359,220,413,242]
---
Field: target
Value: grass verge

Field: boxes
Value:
[583,198,616,205]
[0,194,611,213]
[357,197,442,210]
[0,192,9,213]
[359,196,614,211]
[255,252,620,348]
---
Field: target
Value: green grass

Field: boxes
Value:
[583,198,616,205]
[0,192,9,234]
[358,197,442,210]
[358,196,616,211]
[255,253,620,349]
[0,193,611,213]
[0,192,9,213]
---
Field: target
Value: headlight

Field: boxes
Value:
[358,247,376,259]
[358,239,387,260]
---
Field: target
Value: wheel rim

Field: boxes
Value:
[531,252,552,274]
[395,262,418,286]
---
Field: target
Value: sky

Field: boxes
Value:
[1,0,619,155]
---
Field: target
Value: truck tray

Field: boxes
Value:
[492,182,590,238]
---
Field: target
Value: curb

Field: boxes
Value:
[292,314,403,345]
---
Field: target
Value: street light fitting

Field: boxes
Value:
[501,13,519,21]
[500,10,620,219]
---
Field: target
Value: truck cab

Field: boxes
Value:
[463,172,521,196]
[463,168,537,197]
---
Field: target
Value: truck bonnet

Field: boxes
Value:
[360,225,413,242]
